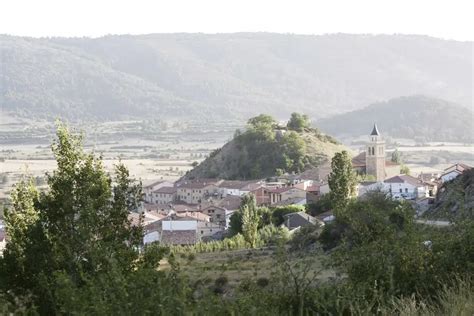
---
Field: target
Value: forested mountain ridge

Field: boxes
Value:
[1,33,472,122]
[317,95,474,142]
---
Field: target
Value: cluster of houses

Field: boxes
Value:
[135,123,471,246]
[137,176,323,246]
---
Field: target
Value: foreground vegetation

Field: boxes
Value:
[0,123,473,315]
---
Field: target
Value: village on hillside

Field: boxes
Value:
[132,123,472,247]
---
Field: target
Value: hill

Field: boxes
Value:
[427,168,474,221]
[1,33,472,122]
[185,114,346,180]
[317,95,474,142]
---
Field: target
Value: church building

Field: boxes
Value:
[352,124,400,181]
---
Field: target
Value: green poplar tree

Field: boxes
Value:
[328,151,357,211]
[241,194,260,248]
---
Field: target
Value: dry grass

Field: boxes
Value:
[162,248,336,289]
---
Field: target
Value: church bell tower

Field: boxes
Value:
[365,123,386,181]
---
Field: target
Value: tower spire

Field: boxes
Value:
[370,123,380,136]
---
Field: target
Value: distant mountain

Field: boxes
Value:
[316,95,474,142]
[1,33,472,122]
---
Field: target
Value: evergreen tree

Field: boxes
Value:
[328,151,357,211]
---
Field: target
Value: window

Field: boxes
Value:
[399,188,403,193]
[405,188,408,193]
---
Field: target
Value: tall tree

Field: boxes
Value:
[0,122,144,313]
[328,151,357,211]
[241,194,260,248]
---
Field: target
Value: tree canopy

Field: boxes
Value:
[287,112,311,132]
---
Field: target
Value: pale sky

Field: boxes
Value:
[0,0,473,41]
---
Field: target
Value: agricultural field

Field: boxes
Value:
[0,118,238,201]
[163,247,336,292]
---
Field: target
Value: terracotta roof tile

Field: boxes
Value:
[161,230,197,245]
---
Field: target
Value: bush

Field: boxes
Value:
[256,277,270,288]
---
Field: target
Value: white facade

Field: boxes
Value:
[151,189,176,205]
[198,221,224,238]
[440,171,461,183]
[218,187,243,197]
[143,181,173,203]
[358,176,429,200]
[384,182,426,199]
[144,231,160,244]
[177,185,218,204]
[162,220,197,231]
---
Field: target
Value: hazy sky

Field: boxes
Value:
[1,0,473,41]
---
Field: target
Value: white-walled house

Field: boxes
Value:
[440,163,471,183]
[151,186,177,205]
[383,175,428,199]
[176,182,219,204]
[198,221,224,239]
[217,180,261,197]
[143,180,173,203]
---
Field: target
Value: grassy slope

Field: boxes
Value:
[163,248,335,290]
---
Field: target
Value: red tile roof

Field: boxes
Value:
[174,212,210,222]
[177,182,216,189]
[384,175,425,187]
[351,152,367,167]
[153,186,177,194]
[216,195,242,210]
